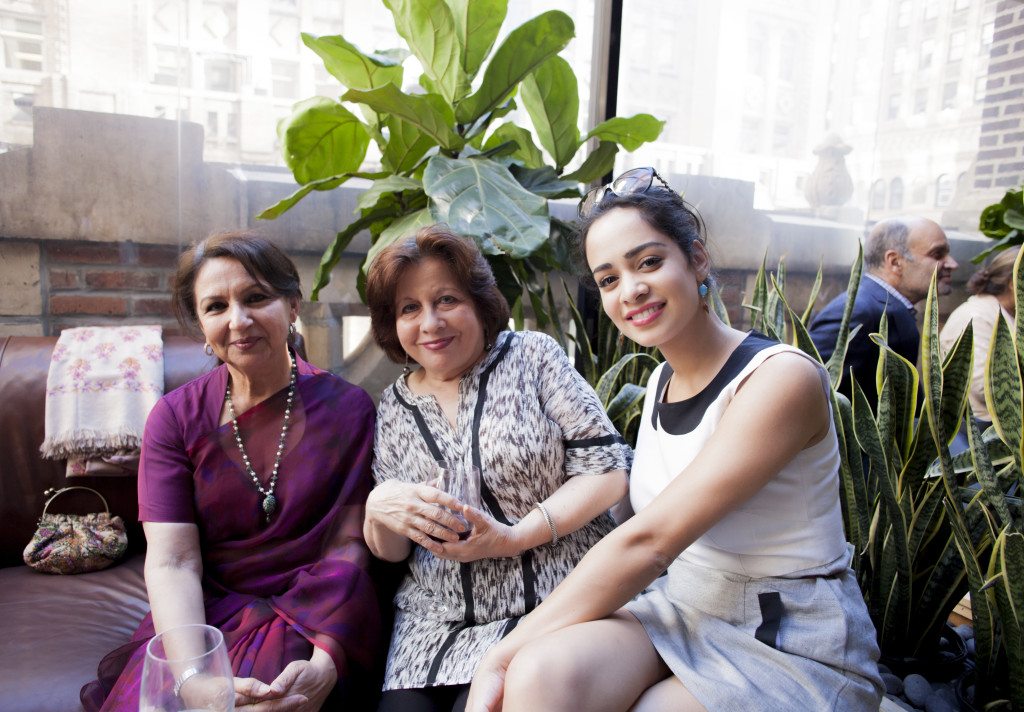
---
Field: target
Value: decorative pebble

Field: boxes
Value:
[966,638,975,655]
[954,624,974,642]
[924,686,957,712]
[881,673,904,696]
[885,694,917,711]
[903,674,931,707]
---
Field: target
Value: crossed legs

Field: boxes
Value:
[501,610,706,712]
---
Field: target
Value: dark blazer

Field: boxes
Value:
[808,276,920,407]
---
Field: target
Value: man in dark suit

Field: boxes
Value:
[809,217,958,406]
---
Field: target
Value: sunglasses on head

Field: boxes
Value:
[578,167,673,218]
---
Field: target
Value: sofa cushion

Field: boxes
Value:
[0,555,148,712]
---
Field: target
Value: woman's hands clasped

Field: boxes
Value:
[366,480,469,555]
[433,505,522,562]
[365,480,523,562]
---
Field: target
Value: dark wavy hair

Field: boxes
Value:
[576,187,714,288]
[171,231,301,338]
[365,225,511,364]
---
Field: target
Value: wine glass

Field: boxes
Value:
[140,623,234,712]
[438,462,482,539]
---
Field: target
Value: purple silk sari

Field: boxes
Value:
[82,354,380,711]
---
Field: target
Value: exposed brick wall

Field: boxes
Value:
[973,1,1024,191]
[40,240,183,336]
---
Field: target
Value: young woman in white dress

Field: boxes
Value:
[466,168,883,712]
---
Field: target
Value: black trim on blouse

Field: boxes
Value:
[652,331,777,436]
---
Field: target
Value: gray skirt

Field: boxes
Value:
[625,547,883,711]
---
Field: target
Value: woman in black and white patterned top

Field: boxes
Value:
[363,226,631,712]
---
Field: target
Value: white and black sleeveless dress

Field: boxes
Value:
[373,330,632,691]
[624,332,884,711]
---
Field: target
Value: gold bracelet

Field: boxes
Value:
[535,502,559,546]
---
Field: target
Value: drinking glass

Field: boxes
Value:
[140,623,234,712]
[438,462,482,539]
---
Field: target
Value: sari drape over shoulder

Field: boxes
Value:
[82,354,380,711]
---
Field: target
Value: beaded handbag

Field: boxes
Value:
[23,486,127,574]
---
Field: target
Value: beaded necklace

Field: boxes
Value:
[225,353,296,523]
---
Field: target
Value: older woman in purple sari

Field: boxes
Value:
[82,232,380,711]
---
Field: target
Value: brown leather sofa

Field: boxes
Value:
[0,335,216,712]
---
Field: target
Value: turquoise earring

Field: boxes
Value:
[698,282,709,298]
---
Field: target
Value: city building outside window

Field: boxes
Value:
[889,177,904,209]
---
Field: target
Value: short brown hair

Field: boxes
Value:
[366,225,511,363]
[171,230,302,337]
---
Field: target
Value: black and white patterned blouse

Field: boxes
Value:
[372,330,632,690]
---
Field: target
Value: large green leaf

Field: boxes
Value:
[355,176,423,212]
[258,174,349,220]
[280,98,370,184]
[383,0,461,104]
[520,56,580,170]
[944,498,997,685]
[455,10,574,124]
[343,85,463,150]
[991,530,1024,706]
[363,208,435,272]
[423,155,549,259]
[595,352,659,407]
[300,33,404,90]
[826,244,864,387]
[381,117,437,174]
[446,0,507,82]
[986,312,1024,472]
[937,321,973,446]
[510,165,579,199]
[484,123,544,169]
[563,140,618,184]
[801,262,824,325]
[1016,244,1024,373]
[870,334,918,461]
[311,205,400,300]
[586,113,665,152]
[606,383,646,423]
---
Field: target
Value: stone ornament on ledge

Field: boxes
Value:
[805,133,855,218]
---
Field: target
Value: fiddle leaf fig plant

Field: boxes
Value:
[259,0,664,319]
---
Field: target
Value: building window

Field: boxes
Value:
[152,46,189,87]
[923,3,939,20]
[8,91,35,123]
[892,46,908,75]
[889,178,904,209]
[205,58,238,92]
[271,60,298,99]
[935,174,954,207]
[897,1,911,29]
[982,22,995,47]
[975,76,987,102]
[953,0,969,10]
[740,117,762,154]
[948,31,965,62]
[942,81,957,109]
[1,15,45,72]
[914,88,928,113]
[912,180,927,205]
[870,180,887,210]
[919,39,935,70]
[888,93,901,120]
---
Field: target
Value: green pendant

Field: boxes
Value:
[262,494,277,519]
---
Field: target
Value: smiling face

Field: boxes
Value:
[194,256,298,382]
[394,257,487,382]
[585,207,710,351]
